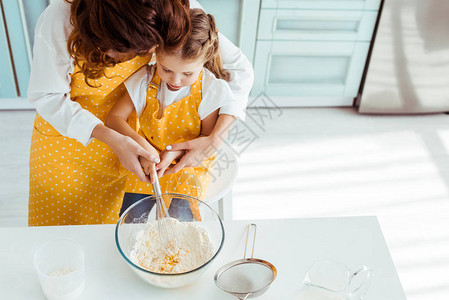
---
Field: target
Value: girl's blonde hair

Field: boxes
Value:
[160,9,230,81]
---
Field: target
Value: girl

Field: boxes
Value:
[27,0,253,226]
[106,9,236,219]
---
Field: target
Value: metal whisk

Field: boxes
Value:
[149,169,178,250]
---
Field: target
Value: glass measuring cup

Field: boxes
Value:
[293,260,373,300]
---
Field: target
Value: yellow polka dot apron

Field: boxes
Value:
[29,56,151,226]
[125,69,215,220]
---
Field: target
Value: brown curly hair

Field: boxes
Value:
[66,0,190,82]
[159,9,230,81]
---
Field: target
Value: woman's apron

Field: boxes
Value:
[125,70,215,220]
[29,56,151,226]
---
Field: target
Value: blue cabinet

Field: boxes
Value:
[0,0,47,106]
[247,0,381,106]
[199,0,242,46]
[0,4,17,98]
[261,0,381,10]
[253,41,370,99]
[257,9,378,41]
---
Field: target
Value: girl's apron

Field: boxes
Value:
[29,56,151,226]
[125,70,215,220]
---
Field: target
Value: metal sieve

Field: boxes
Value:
[214,224,277,299]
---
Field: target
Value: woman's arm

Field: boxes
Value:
[106,92,160,183]
[157,109,222,176]
[28,0,102,146]
[190,0,254,120]
[216,32,254,120]
[29,1,156,182]
[162,113,235,176]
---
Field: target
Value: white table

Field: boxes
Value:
[0,216,406,299]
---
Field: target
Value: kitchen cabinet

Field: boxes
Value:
[199,0,242,46]
[0,4,17,98]
[253,41,370,99]
[0,0,47,108]
[257,9,378,41]
[261,0,381,10]
[246,0,382,106]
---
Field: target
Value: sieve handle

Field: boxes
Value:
[243,223,257,259]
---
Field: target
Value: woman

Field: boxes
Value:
[27,0,253,226]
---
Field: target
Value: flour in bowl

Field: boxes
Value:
[130,218,214,273]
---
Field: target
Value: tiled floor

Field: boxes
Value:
[1,108,448,299]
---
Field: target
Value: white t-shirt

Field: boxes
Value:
[125,64,237,119]
[27,0,254,146]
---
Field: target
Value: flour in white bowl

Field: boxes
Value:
[130,218,214,274]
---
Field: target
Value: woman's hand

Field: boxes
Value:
[112,134,160,183]
[162,114,235,176]
[163,135,222,176]
[93,124,160,183]
[156,149,186,177]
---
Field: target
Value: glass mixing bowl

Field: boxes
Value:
[115,193,225,288]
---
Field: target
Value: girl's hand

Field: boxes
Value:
[109,134,159,183]
[163,135,222,176]
[139,156,158,184]
[137,143,160,184]
[156,149,186,177]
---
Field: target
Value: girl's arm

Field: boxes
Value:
[106,92,160,183]
[200,109,220,136]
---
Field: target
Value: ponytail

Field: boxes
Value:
[203,14,230,81]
